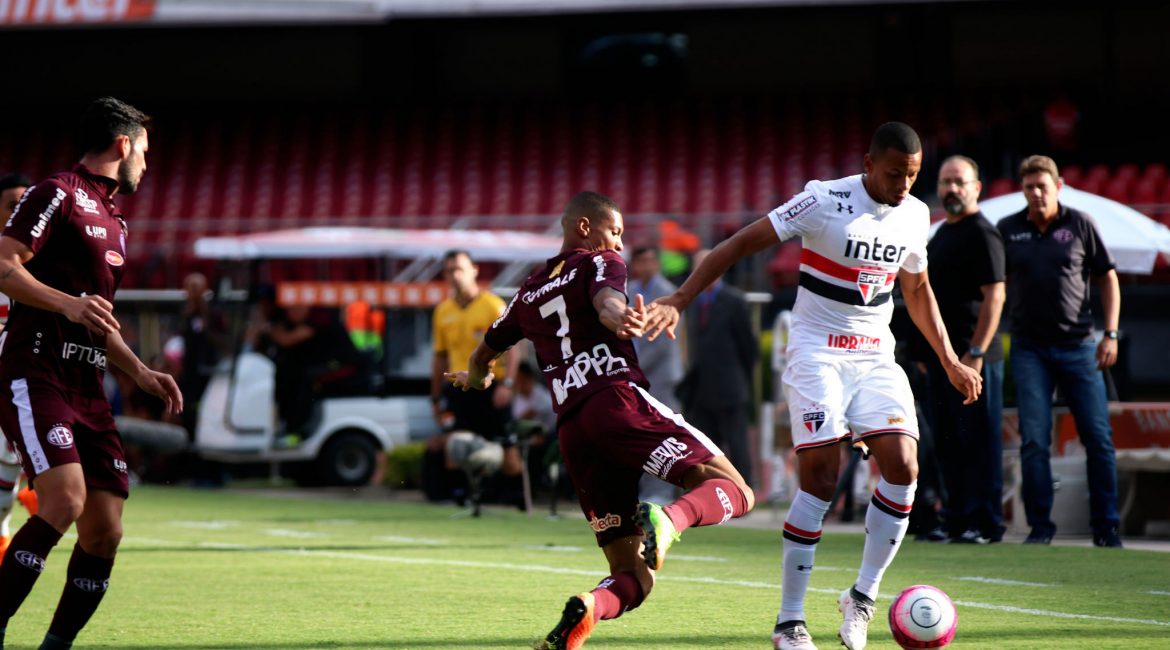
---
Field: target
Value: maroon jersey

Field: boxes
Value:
[485,248,647,416]
[0,165,127,399]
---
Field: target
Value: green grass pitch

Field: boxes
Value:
[3,486,1167,649]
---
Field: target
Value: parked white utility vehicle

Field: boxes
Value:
[194,351,433,485]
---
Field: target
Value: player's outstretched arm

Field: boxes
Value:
[0,236,119,335]
[444,341,504,391]
[107,328,184,414]
[644,217,779,341]
[899,268,982,404]
[595,289,645,340]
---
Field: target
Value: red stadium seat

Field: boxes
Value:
[987,178,1015,198]
[1114,163,1139,182]
[1102,176,1132,204]
[1130,178,1158,207]
[1141,162,1167,186]
[1060,164,1083,187]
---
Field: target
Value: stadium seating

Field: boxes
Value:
[3,100,1167,287]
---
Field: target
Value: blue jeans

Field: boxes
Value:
[927,358,1005,540]
[1012,336,1119,534]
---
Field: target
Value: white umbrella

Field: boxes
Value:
[968,186,1170,275]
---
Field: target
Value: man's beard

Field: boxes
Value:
[942,193,965,215]
[117,159,141,194]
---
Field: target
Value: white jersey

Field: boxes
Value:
[767,174,929,360]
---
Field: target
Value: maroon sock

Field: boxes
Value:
[590,572,645,621]
[0,515,63,625]
[663,478,749,529]
[47,544,115,642]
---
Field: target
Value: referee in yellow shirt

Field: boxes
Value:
[430,250,516,440]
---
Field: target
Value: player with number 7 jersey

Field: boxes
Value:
[446,191,755,649]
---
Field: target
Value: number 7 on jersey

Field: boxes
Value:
[539,295,573,359]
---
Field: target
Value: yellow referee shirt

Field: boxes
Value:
[432,291,507,378]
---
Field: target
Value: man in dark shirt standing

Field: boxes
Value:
[446,192,754,650]
[928,155,1007,543]
[0,97,183,650]
[998,155,1122,548]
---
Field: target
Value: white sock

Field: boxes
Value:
[854,478,916,600]
[778,490,831,624]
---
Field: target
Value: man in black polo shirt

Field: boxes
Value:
[998,155,1122,548]
[928,155,1007,544]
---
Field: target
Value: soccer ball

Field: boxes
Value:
[888,585,958,649]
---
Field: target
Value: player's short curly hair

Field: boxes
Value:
[561,191,620,231]
[869,121,921,157]
[78,96,151,154]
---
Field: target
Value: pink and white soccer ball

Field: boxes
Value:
[888,585,958,649]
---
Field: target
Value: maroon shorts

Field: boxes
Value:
[558,383,722,547]
[0,378,129,498]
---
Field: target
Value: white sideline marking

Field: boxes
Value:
[515,544,583,553]
[142,539,1170,629]
[1150,590,1170,596]
[951,599,1170,628]
[283,549,1170,629]
[263,529,325,539]
[956,576,1055,587]
[374,535,448,546]
[121,537,179,547]
[170,520,238,530]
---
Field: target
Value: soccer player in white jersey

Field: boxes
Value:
[645,122,981,650]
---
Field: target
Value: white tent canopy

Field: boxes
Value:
[194,227,562,263]
[930,186,1170,275]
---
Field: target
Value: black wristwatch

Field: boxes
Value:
[1104,330,1120,340]
[968,346,984,359]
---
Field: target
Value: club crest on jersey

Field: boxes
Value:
[803,411,826,433]
[47,425,74,448]
[1053,228,1074,243]
[105,250,125,267]
[856,270,886,304]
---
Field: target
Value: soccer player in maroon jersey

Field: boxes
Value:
[0,97,183,650]
[445,191,755,649]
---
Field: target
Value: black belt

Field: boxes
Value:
[799,271,892,307]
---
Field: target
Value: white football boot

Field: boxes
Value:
[837,588,875,650]
[772,621,818,650]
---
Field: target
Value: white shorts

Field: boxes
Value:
[782,355,918,451]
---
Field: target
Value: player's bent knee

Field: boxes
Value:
[81,524,123,558]
[739,484,757,513]
[39,493,87,530]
